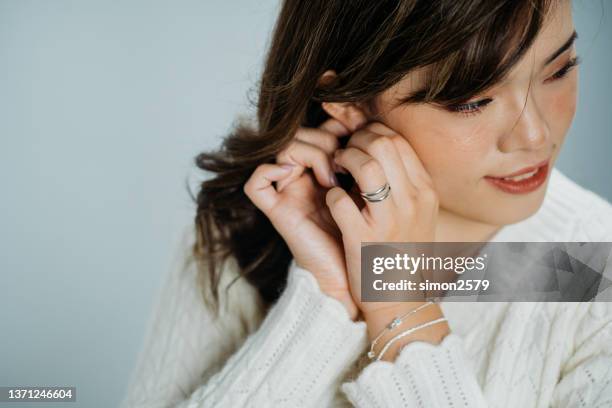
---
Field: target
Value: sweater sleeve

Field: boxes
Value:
[551,302,612,407]
[341,332,488,407]
[341,304,612,408]
[120,229,368,408]
[175,260,368,407]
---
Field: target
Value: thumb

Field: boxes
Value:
[325,186,364,236]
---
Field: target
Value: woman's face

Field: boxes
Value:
[372,1,578,227]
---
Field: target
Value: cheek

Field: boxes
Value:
[388,108,493,180]
[548,79,578,131]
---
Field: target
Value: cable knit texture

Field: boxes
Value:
[120,167,612,408]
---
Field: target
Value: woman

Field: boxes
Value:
[122,0,612,406]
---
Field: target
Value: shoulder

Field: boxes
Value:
[533,167,612,241]
[144,224,267,365]
[172,224,266,328]
[121,226,266,407]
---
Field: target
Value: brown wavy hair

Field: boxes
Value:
[191,0,554,317]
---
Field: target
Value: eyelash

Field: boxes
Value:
[448,55,582,117]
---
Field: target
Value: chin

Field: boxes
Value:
[480,190,548,226]
[447,184,548,229]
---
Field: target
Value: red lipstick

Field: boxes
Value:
[484,159,550,194]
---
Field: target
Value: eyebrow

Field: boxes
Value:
[400,30,579,106]
[543,30,578,68]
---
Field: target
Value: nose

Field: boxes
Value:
[498,88,550,153]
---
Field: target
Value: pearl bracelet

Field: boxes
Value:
[367,301,434,360]
[375,317,448,361]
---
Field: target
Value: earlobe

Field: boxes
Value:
[321,101,368,133]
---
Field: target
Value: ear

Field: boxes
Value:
[318,70,369,133]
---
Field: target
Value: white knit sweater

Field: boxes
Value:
[121,167,612,408]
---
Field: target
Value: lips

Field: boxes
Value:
[488,158,550,179]
[484,159,550,194]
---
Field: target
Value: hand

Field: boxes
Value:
[324,121,440,318]
[243,118,359,319]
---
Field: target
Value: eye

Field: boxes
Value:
[545,55,581,83]
[443,56,581,118]
[446,98,493,117]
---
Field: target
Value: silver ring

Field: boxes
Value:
[359,182,391,202]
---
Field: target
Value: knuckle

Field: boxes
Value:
[334,192,353,209]
[243,167,262,190]
[363,122,385,136]
[419,187,438,204]
[359,158,381,175]
[297,128,339,153]
[286,139,302,154]
[292,139,326,160]
[403,202,417,218]
[243,164,267,196]
[346,129,368,146]
[388,133,403,145]
[407,193,419,205]
[365,121,396,136]
[243,178,253,196]
[325,188,340,206]
[370,136,396,155]
[319,132,340,152]
[275,142,296,162]
[294,126,312,142]
[278,140,308,164]
[418,175,436,190]
[312,144,329,161]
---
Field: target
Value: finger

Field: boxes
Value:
[296,120,350,174]
[346,130,417,205]
[275,162,303,192]
[276,139,338,190]
[318,117,350,136]
[318,118,351,174]
[243,163,294,213]
[390,135,434,190]
[333,147,395,225]
[295,127,347,176]
[362,122,433,189]
[295,127,341,155]
[363,121,396,137]
[325,186,366,238]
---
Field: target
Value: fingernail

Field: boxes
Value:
[331,161,340,174]
[280,163,295,171]
[330,173,339,186]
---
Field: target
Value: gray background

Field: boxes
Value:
[0,1,609,407]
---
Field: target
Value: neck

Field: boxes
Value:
[435,208,502,242]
